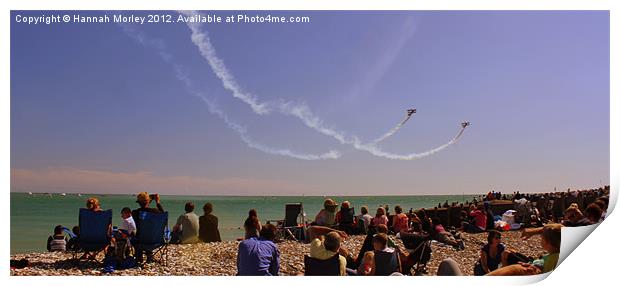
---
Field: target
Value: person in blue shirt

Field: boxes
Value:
[237,223,280,276]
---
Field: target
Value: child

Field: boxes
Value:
[357,251,374,275]
[119,207,136,236]
[47,225,67,252]
[532,224,561,273]
[492,223,562,275]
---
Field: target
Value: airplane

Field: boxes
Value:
[461,121,470,128]
[407,108,417,116]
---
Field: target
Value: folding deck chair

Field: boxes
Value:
[268,203,306,241]
[134,211,169,266]
[74,208,112,262]
[304,254,341,276]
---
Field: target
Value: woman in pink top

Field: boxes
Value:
[372,207,389,226]
[391,205,409,233]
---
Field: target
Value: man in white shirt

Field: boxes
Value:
[120,207,137,236]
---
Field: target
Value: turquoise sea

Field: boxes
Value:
[10,193,473,254]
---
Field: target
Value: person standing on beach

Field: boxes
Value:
[132,192,164,263]
[173,202,200,244]
[237,224,280,276]
[199,202,221,242]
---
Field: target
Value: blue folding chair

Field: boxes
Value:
[74,208,112,262]
[135,211,169,265]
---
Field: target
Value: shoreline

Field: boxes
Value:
[11,231,543,276]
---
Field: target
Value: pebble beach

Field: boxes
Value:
[10,231,544,276]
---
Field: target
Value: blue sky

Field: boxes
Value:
[10,11,609,195]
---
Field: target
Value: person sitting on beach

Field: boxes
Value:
[353,224,396,269]
[371,233,401,275]
[132,192,164,263]
[461,205,487,233]
[430,217,464,250]
[67,226,80,251]
[521,224,562,273]
[439,225,560,276]
[562,204,590,227]
[399,219,432,274]
[473,230,509,275]
[391,205,409,233]
[415,209,432,233]
[237,224,280,276]
[484,202,495,230]
[371,207,388,227]
[336,201,355,234]
[355,251,374,275]
[309,231,347,276]
[86,197,103,212]
[358,206,373,234]
[119,207,136,237]
[313,199,338,227]
[47,225,67,252]
[172,202,200,244]
[243,209,261,239]
[584,203,603,224]
[199,202,221,243]
[594,200,607,221]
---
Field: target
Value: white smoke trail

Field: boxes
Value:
[120,24,341,160]
[179,11,468,160]
[370,114,414,145]
[354,127,467,160]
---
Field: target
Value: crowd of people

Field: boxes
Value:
[45,186,609,276]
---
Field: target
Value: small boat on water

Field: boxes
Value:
[61,193,67,196]
[77,193,82,197]
[27,192,33,195]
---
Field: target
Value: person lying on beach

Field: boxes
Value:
[313,199,338,227]
[47,225,67,252]
[309,231,347,276]
[430,217,464,250]
[172,202,200,244]
[473,230,510,275]
[199,202,221,243]
[237,224,280,276]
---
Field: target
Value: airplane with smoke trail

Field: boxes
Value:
[125,13,470,161]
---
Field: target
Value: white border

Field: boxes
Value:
[2,1,617,286]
